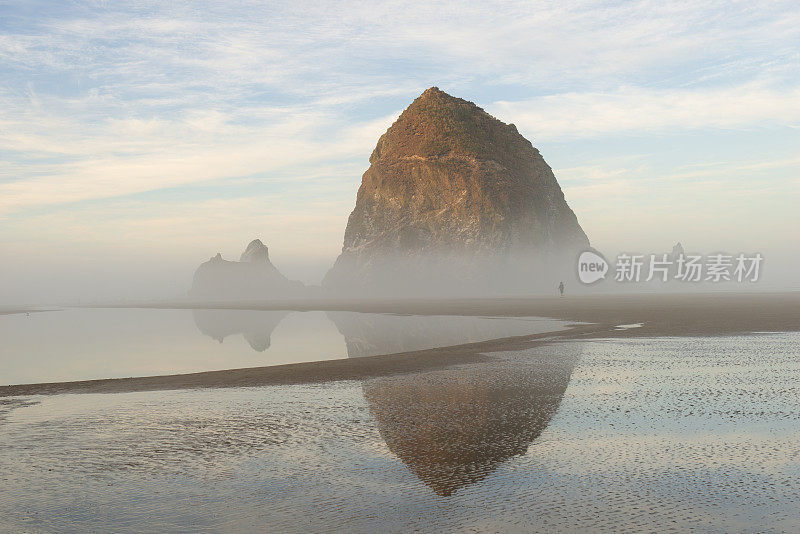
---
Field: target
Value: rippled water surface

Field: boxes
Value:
[1,333,798,532]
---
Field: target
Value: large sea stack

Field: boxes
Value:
[323,87,589,295]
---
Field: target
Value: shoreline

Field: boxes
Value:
[0,308,55,317]
[0,322,602,397]
[0,309,40,316]
[84,291,800,336]
[3,292,798,398]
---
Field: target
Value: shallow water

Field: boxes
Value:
[1,332,798,532]
[0,309,567,385]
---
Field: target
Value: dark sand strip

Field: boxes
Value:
[4,292,798,397]
[0,323,602,397]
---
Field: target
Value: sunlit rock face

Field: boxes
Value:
[192,309,288,352]
[323,87,589,295]
[189,239,304,301]
[361,346,581,496]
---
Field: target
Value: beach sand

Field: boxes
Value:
[2,292,798,397]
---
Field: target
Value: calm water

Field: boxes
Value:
[0,309,568,385]
[1,331,798,532]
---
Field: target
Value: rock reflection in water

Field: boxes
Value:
[192,310,288,352]
[188,307,578,496]
[362,346,581,496]
[327,311,566,358]
[328,311,580,495]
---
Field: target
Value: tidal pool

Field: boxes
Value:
[0,332,798,532]
[0,308,568,385]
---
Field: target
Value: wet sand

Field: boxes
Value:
[0,308,53,317]
[3,292,798,397]
[89,291,800,335]
[3,332,796,532]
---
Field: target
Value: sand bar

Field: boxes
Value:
[2,292,797,397]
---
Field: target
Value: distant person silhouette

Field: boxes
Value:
[558,281,565,297]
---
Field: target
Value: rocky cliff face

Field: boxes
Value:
[323,87,589,295]
[190,239,303,301]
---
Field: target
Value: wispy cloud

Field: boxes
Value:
[490,84,800,140]
[3,1,798,210]
[0,98,400,213]
[0,0,799,295]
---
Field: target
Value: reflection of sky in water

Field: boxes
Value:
[0,309,346,384]
[0,309,568,385]
[0,333,798,532]
[326,311,568,358]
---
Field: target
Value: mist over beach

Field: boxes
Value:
[1,1,799,533]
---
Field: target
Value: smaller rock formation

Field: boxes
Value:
[668,242,686,280]
[192,309,288,352]
[189,239,304,301]
[240,239,270,263]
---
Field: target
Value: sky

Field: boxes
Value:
[1,0,799,303]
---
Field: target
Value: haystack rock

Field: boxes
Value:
[190,239,303,300]
[323,87,589,295]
